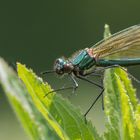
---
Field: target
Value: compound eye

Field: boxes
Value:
[56,59,64,68]
[54,58,65,75]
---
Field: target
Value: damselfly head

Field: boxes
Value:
[54,58,74,75]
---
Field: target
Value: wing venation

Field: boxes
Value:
[92,25,140,60]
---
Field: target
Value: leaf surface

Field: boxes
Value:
[17,63,101,140]
[0,58,59,140]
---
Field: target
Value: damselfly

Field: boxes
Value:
[42,25,140,117]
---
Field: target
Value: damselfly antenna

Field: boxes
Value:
[41,70,56,75]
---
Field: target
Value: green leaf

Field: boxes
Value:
[1,24,140,140]
[103,24,140,140]
[104,68,136,140]
[104,24,112,39]
[135,104,140,139]
[0,58,60,140]
[17,63,101,140]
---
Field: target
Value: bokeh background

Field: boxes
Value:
[0,0,140,139]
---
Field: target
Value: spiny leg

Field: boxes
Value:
[117,66,140,84]
[94,64,140,84]
[101,77,104,110]
[82,70,104,90]
[84,89,104,118]
[76,75,104,121]
[101,90,104,110]
[86,64,140,84]
[84,72,103,77]
[76,75,103,89]
[82,64,140,116]
[44,74,78,97]
[82,64,140,113]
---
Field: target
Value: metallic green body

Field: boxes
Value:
[71,50,140,72]
[71,50,96,70]
[97,59,140,67]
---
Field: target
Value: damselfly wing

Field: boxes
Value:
[92,25,140,60]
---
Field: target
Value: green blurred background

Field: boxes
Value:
[0,0,140,139]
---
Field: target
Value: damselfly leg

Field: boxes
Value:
[42,70,104,120]
[84,89,104,119]
[76,75,104,120]
[43,74,78,98]
[92,65,140,84]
